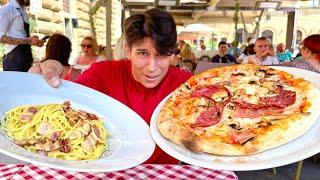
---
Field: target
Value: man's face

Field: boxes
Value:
[219,44,227,55]
[254,40,269,57]
[126,37,171,88]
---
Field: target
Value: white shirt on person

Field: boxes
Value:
[243,55,279,65]
[0,0,29,54]
[237,53,247,63]
[72,55,106,72]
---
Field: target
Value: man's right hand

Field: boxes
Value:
[29,60,63,88]
[29,36,45,47]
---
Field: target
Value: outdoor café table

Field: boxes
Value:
[0,164,238,179]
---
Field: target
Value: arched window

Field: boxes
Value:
[296,30,302,45]
[262,30,273,44]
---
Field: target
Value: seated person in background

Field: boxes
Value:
[169,54,180,67]
[29,34,80,81]
[276,43,292,63]
[98,45,107,57]
[243,37,279,65]
[180,43,196,62]
[73,36,106,71]
[113,35,126,60]
[237,44,255,63]
[227,41,241,59]
[29,8,192,164]
[283,34,320,73]
[200,44,206,50]
[211,41,236,63]
[178,40,185,51]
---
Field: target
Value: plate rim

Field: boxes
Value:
[0,71,155,172]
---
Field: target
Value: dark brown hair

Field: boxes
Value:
[123,8,178,56]
[45,34,72,66]
[218,41,227,47]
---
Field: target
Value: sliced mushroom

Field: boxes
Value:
[36,122,51,135]
[228,122,241,130]
[69,123,91,140]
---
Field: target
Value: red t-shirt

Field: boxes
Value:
[75,60,192,164]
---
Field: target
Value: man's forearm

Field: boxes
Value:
[0,35,30,45]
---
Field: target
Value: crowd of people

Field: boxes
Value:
[173,34,320,74]
[1,0,320,168]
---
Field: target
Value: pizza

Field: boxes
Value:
[157,64,320,156]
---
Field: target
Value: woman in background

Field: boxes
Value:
[237,44,255,63]
[284,34,320,73]
[73,36,106,71]
[29,34,80,81]
[180,43,196,62]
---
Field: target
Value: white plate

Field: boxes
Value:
[150,66,320,171]
[0,71,155,172]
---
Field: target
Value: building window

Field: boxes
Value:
[236,28,246,43]
[296,30,302,45]
[63,0,70,13]
[262,30,273,44]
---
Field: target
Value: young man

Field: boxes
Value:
[211,41,236,63]
[30,8,192,164]
[243,37,279,65]
[0,0,44,71]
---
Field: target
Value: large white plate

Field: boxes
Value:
[150,66,320,171]
[0,71,155,172]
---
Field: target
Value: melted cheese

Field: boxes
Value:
[212,91,228,102]
[243,95,260,104]
[193,97,208,107]
[245,85,256,95]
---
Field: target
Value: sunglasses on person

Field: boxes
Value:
[81,44,92,48]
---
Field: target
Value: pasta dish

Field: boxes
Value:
[0,101,108,160]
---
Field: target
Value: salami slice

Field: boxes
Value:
[191,104,223,128]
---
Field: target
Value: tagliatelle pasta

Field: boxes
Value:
[1,101,108,160]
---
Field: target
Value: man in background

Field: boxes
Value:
[0,0,44,71]
[211,41,236,63]
[243,37,279,65]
